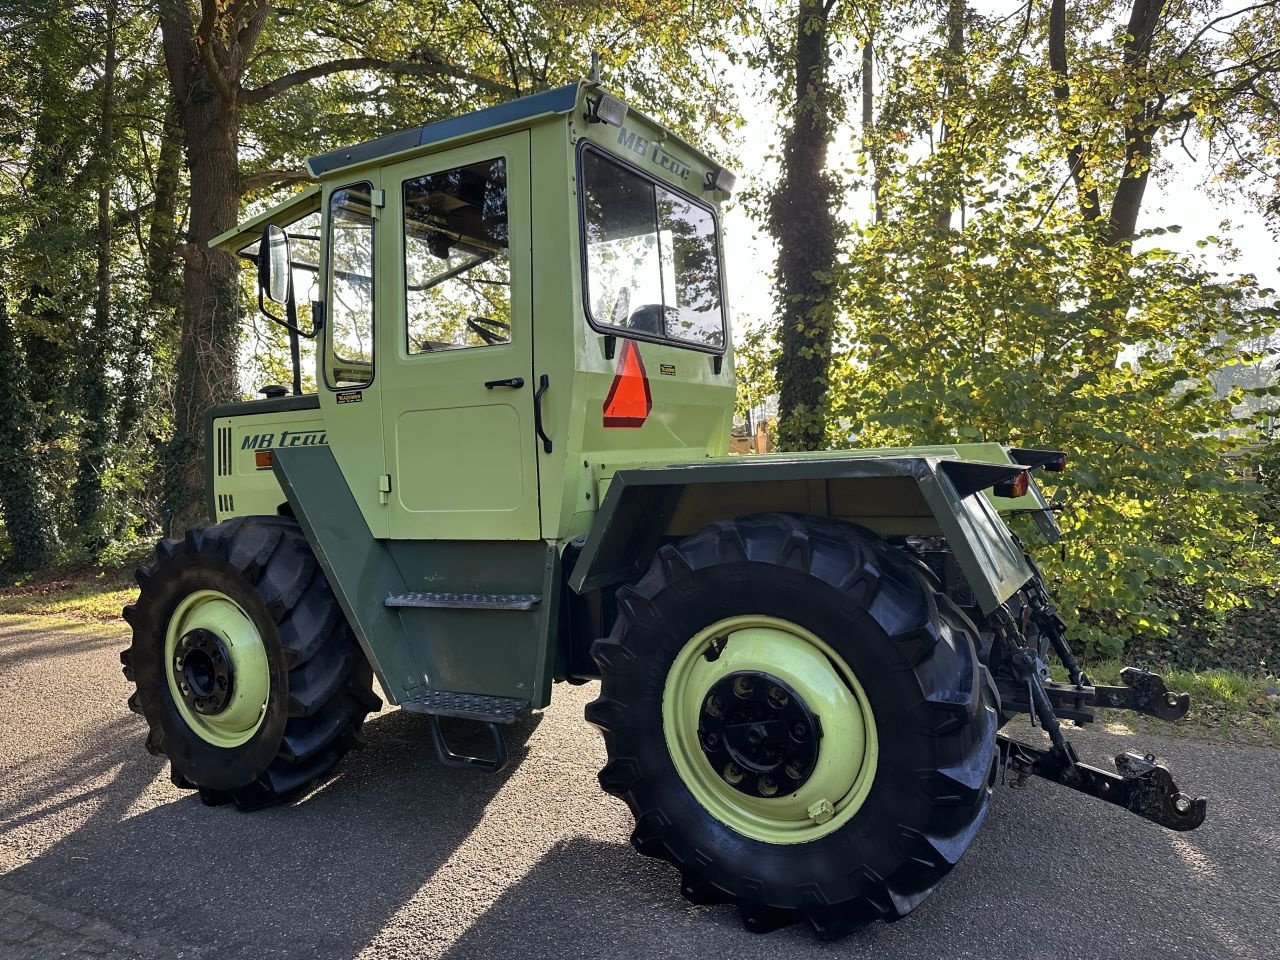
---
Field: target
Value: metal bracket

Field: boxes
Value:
[999,736,1206,832]
[1094,667,1191,721]
[998,667,1191,726]
[427,715,510,774]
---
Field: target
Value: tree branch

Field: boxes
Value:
[240,169,313,194]
[196,0,237,105]
[1049,0,1101,221]
[243,54,517,106]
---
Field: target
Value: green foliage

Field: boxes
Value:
[822,1,1280,659]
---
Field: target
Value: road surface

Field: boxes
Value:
[1,615,1277,959]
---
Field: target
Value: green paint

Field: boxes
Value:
[662,615,878,844]
[164,589,269,747]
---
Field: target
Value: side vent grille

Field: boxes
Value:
[216,493,235,515]
[216,426,233,476]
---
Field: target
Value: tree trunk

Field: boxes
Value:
[72,0,117,545]
[862,35,883,223]
[772,0,841,452]
[0,292,57,571]
[934,0,965,232]
[117,98,183,450]
[162,95,242,530]
[158,3,248,531]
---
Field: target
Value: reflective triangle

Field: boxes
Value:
[602,339,653,428]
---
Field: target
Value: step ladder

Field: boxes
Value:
[387,592,536,772]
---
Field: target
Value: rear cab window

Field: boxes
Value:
[579,147,725,352]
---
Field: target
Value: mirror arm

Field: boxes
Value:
[286,296,303,397]
[258,288,319,340]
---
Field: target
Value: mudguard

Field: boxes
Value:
[568,454,1037,614]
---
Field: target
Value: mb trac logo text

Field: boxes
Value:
[616,127,691,181]
[241,429,328,450]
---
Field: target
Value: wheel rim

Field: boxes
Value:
[164,589,269,748]
[662,615,878,844]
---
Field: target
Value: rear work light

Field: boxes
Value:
[1009,447,1067,473]
[994,470,1031,499]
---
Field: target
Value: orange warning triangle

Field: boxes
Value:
[602,339,652,428]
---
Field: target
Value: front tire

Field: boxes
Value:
[121,517,381,809]
[586,514,998,939]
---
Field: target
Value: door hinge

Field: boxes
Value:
[378,473,392,504]
[370,189,385,218]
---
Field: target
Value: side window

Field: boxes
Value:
[327,183,375,388]
[403,158,511,354]
[580,148,725,350]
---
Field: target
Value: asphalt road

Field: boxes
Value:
[1,614,1278,960]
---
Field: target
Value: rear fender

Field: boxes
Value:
[567,455,1035,614]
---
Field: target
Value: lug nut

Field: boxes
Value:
[758,776,778,797]
[792,723,807,739]
[723,762,743,785]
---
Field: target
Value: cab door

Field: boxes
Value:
[378,132,540,540]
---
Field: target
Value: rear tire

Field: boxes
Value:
[121,516,381,809]
[586,513,998,939]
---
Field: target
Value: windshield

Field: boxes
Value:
[580,148,725,350]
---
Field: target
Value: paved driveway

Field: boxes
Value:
[1,615,1277,959]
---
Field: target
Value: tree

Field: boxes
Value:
[830,0,1280,656]
[769,0,846,451]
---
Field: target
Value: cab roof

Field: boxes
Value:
[306,83,581,178]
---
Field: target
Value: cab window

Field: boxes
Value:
[580,147,725,351]
[326,183,375,388]
[403,158,511,353]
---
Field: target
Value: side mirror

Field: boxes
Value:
[259,224,293,306]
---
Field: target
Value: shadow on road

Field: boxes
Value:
[0,708,543,959]
[0,623,124,671]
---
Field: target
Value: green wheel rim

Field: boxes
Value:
[164,589,270,748]
[662,615,878,844]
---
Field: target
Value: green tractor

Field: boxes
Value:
[121,78,1205,938]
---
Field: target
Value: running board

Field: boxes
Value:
[400,690,531,724]
[384,591,541,611]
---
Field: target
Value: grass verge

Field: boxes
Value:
[0,564,136,623]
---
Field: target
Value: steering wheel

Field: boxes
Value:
[466,315,510,346]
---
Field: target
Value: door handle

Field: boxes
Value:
[484,376,525,390]
[533,374,552,453]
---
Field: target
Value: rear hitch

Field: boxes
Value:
[999,736,1207,831]
[1000,666,1192,725]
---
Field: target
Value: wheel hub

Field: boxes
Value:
[698,671,822,798]
[173,628,234,715]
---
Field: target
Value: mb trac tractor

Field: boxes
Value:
[121,78,1206,939]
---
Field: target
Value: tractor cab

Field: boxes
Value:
[210,83,736,544]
